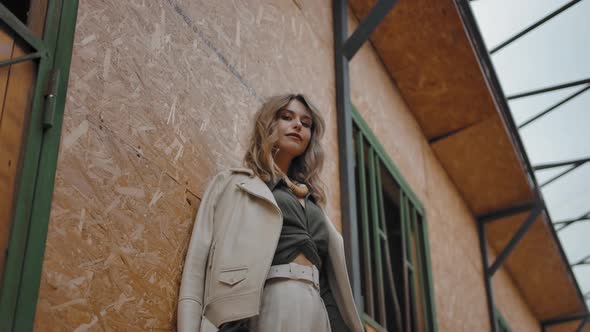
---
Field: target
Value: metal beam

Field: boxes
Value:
[507,77,590,100]
[556,218,590,232]
[533,157,590,171]
[428,125,470,144]
[572,254,590,267]
[476,201,536,224]
[575,317,589,332]
[488,206,542,276]
[341,0,398,60]
[540,162,585,188]
[333,0,362,312]
[0,51,43,67]
[555,210,590,232]
[478,222,499,332]
[489,0,583,54]
[0,3,46,52]
[542,313,590,326]
[454,0,588,324]
[518,85,590,129]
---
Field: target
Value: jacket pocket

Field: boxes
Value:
[218,266,248,286]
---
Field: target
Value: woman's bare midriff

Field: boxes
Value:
[292,252,314,266]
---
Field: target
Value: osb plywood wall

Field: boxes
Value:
[35,0,339,330]
[35,0,538,331]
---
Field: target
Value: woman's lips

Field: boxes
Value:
[286,133,302,141]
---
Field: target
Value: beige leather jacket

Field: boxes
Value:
[178,167,363,332]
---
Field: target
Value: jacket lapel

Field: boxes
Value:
[236,175,281,215]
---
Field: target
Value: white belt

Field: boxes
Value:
[266,262,320,290]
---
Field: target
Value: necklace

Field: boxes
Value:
[283,176,309,198]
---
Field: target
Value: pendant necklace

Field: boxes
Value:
[283,176,309,198]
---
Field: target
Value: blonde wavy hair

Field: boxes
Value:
[243,94,327,207]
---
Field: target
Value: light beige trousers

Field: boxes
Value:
[249,278,332,332]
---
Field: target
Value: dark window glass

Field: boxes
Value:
[352,120,435,332]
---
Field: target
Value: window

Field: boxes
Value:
[352,107,437,331]
[0,0,32,24]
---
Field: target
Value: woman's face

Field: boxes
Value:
[274,99,313,159]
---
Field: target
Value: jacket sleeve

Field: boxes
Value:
[322,210,365,332]
[178,171,230,332]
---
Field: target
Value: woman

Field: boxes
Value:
[178,94,363,332]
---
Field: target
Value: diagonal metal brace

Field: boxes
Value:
[542,313,590,327]
[575,317,589,332]
[555,210,590,232]
[341,0,398,60]
[489,0,582,54]
[540,162,585,187]
[507,77,590,100]
[519,85,590,129]
[0,51,43,68]
[488,205,542,276]
[533,157,590,171]
[0,3,46,52]
[477,201,536,224]
[572,254,590,267]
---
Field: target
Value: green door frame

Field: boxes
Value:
[0,1,78,330]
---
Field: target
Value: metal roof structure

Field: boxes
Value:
[470,0,590,317]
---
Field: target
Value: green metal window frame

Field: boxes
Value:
[351,105,437,331]
[0,1,79,330]
[495,308,512,332]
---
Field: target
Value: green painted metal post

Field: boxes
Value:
[368,149,386,324]
[356,132,374,317]
[0,0,79,329]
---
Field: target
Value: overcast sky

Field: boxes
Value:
[470,0,590,308]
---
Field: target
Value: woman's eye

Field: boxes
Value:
[281,114,291,120]
[302,122,312,128]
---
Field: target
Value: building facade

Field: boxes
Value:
[0,0,587,331]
